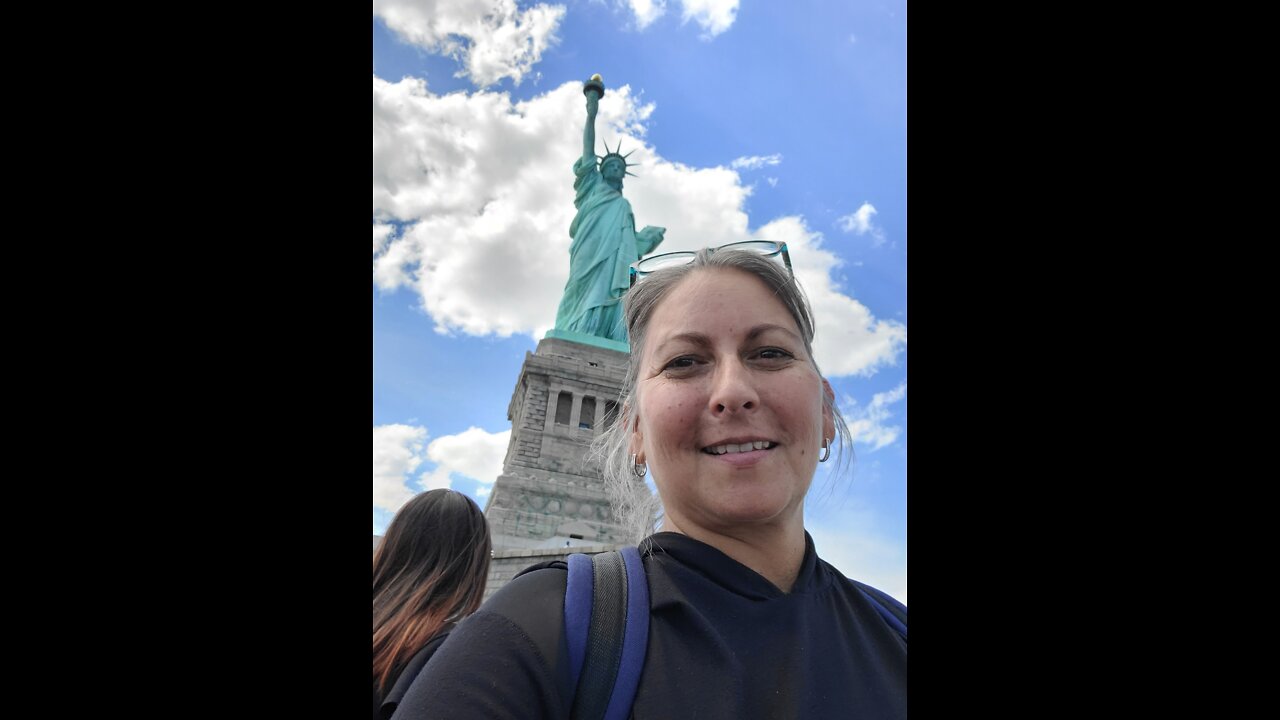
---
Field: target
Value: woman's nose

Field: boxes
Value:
[708,360,758,415]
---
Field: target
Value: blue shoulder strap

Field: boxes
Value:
[564,547,650,720]
[851,579,907,642]
[564,552,595,690]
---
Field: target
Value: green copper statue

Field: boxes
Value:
[552,74,666,343]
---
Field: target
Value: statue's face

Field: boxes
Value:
[602,158,625,182]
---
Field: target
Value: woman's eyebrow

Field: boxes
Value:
[744,324,802,343]
[650,326,801,360]
[652,332,711,356]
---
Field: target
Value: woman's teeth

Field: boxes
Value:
[704,441,775,455]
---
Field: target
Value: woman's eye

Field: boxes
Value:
[663,356,698,371]
[756,347,794,361]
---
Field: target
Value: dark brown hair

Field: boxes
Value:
[373,489,492,692]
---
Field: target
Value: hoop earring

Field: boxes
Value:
[631,453,648,478]
[818,440,831,463]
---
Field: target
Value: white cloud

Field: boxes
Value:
[766,177,779,187]
[419,466,455,491]
[373,76,903,377]
[476,485,493,499]
[836,203,875,233]
[756,217,906,377]
[373,0,566,88]
[422,426,512,490]
[836,202,887,247]
[628,0,667,28]
[678,0,739,38]
[373,424,429,512]
[374,222,396,255]
[807,515,907,604]
[730,153,782,170]
[841,383,906,450]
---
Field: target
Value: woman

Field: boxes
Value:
[393,248,906,719]
[373,489,492,720]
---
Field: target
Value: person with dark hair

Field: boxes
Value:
[373,489,491,720]
[392,246,906,719]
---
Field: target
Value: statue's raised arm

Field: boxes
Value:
[553,74,666,345]
[583,78,600,165]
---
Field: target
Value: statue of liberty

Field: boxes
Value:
[552,74,665,343]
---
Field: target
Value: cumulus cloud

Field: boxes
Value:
[766,177,779,187]
[420,426,512,490]
[373,76,904,377]
[374,0,565,88]
[730,153,782,171]
[841,383,907,450]
[836,202,887,247]
[628,0,667,28]
[679,0,739,37]
[374,222,396,255]
[836,203,875,233]
[373,424,429,512]
[757,217,906,376]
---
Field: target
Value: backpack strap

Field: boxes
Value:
[564,553,595,692]
[564,547,650,720]
[851,579,907,643]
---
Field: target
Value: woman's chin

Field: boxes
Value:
[694,492,803,531]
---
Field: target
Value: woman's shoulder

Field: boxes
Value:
[483,560,569,632]
[389,562,575,719]
[819,559,905,608]
[454,560,572,672]
[813,558,908,644]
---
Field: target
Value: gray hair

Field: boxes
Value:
[592,248,853,541]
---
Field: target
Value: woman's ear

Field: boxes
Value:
[821,378,836,444]
[626,402,644,462]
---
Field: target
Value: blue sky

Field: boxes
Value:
[372,0,906,601]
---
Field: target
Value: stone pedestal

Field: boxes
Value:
[480,336,640,597]
[485,337,633,550]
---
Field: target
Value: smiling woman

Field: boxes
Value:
[391,249,906,720]
[625,267,834,587]
[600,244,848,545]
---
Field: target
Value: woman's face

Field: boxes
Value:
[632,267,833,534]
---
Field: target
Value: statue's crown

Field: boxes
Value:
[597,139,639,177]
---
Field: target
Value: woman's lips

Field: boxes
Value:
[702,444,776,467]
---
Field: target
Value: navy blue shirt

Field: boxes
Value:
[392,532,906,719]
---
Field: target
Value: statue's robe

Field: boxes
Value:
[554,156,664,342]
